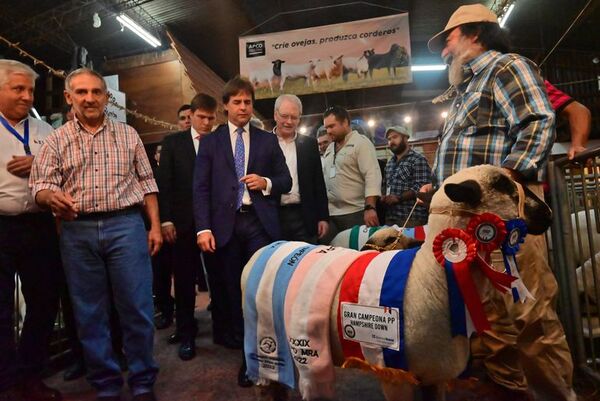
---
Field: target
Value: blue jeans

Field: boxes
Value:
[60,210,158,396]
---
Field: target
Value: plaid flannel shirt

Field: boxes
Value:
[433,50,555,185]
[30,117,158,213]
[383,149,431,224]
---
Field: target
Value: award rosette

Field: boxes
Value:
[432,228,490,335]
[466,213,517,295]
[466,212,507,258]
[501,219,533,303]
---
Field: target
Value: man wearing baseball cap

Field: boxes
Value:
[381,126,431,227]
[426,4,575,401]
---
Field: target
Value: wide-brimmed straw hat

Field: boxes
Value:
[427,4,498,53]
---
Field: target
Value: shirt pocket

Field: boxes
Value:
[455,90,506,134]
[108,142,135,176]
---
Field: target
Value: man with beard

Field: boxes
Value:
[425,4,575,401]
[321,106,381,244]
[381,126,430,227]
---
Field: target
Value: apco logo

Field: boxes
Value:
[246,40,265,58]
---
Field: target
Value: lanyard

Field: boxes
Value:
[0,115,31,155]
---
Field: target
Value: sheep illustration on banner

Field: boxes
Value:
[239,13,412,99]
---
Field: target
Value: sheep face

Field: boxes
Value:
[434,165,552,235]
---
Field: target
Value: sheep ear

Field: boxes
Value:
[444,180,482,206]
[522,186,552,234]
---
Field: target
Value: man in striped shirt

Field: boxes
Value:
[30,69,161,401]
[427,4,575,401]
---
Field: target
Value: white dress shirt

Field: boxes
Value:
[190,126,201,154]
[274,128,301,205]
[227,121,271,205]
[0,114,53,215]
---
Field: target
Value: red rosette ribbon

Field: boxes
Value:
[433,228,491,333]
[466,213,507,258]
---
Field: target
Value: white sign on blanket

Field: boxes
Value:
[341,303,400,350]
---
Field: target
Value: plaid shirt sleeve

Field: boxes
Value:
[132,132,158,194]
[29,133,62,197]
[494,58,555,178]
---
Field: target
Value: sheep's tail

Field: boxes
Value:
[341,357,420,385]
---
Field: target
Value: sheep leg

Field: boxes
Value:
[279,76,287,91]
[379,380,415,401]
[421,384,445,401]
[254,381,290,401]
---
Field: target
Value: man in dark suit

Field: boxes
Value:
[157,94,217,361]
[193,76,291,387]
[273,94,329,243]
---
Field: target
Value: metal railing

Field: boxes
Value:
[548,146,600,383]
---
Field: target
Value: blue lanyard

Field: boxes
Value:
[0,115,31,155]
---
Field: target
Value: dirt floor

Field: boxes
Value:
[46,292,600,401]
[46,292,387,401]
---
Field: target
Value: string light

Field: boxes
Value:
[0,35,177,131]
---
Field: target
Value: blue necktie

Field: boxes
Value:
[234,127,245,209]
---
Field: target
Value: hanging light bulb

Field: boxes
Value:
[93,12,102,28]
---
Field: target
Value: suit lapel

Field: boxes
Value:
[248,127,258,173]
[183,130,196,165]
[295,134,306,184]
[217,126,236,174]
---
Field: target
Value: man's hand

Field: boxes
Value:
[161,224,177,244]
[241,174,267,191]
[317,221,329,239]
[567,144,586,160]
[147,227,162,256]
[381,194,400,206]
[197,232,216,253]
[417,184,433,206]
[6,155,34,177]
[364,209,379,227]
[46,191,79,220]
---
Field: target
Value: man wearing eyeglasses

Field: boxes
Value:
[273,94,329,244]
[321,105,381,244]
[176,104,192,131]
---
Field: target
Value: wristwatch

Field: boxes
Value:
[364,204,376,211]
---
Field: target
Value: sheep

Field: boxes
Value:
[363,44,404,78]
[330,225,427,250]
[341,55,369,82]
[243,165,552,401]
[272,59,315,91]
[311,56,344,85]
[249,67,277,94]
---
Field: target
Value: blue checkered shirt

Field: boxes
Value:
[433,50,555,185]
[383,149,431,224]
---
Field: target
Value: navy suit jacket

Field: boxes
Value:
[193,124,292,247]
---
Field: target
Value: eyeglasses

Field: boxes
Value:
[178,115,191,121]
[276,111,300,122]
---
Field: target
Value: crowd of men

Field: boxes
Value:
[0,3,593,401]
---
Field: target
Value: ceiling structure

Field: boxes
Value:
[0,0,598,121]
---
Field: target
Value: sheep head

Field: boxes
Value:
[434,165,552,235]
[361,228,423,251]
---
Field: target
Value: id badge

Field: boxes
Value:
[329,166,336,178]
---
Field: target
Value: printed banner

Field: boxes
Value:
[239,14,412,99]
[341,303,400,350]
